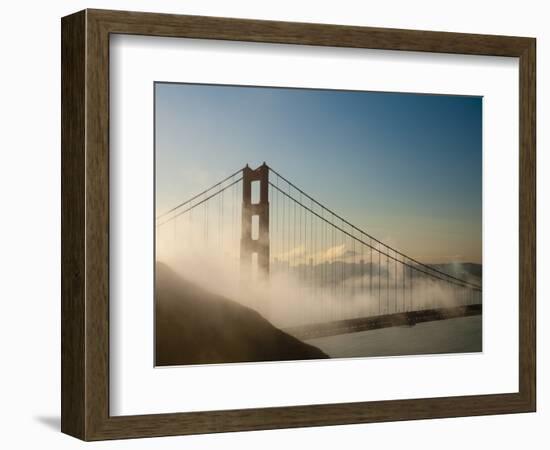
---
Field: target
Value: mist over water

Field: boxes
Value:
[156,225,481,330]
[155,171,482,363]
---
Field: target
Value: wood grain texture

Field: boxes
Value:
[89,8,532,56]
[61,8,537,441]
[61,10,86,439]
[84,9,111,440]
[518,38,536,410]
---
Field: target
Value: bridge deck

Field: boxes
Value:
[283,304,482,340]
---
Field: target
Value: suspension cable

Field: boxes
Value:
[268,166,481,290]
[269,181,481,291]
[156,168,244,220]
[156,177,242,228]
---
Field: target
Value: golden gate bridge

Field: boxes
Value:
[156,163,482,340]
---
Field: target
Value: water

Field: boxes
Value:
[306,315,482,358]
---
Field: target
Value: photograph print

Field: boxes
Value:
[154,82,482,367]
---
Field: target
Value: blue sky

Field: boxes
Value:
[155,83,482,264]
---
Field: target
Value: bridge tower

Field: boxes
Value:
[241,163,270,277]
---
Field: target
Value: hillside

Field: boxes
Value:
[155,262,328,366]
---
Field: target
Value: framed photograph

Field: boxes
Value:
[61,9,536,440]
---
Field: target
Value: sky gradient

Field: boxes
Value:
[155,83,482,264]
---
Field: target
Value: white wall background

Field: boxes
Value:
[0,1,546,448]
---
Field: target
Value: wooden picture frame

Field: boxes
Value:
[61,9,536,440]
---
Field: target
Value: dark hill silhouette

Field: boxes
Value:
[155,262,328,366]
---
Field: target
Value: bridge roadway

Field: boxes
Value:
[283,304,482,340]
